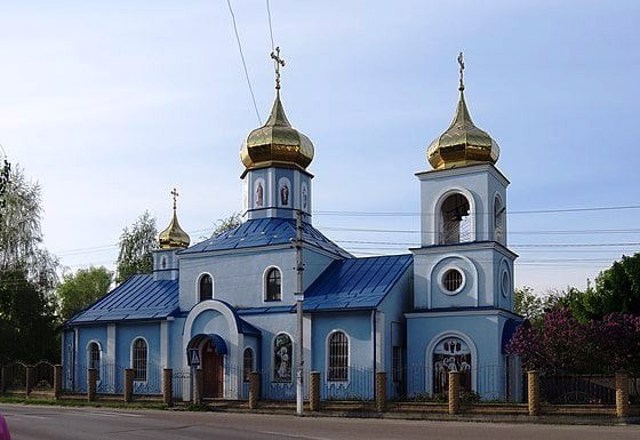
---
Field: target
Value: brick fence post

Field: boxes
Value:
[527,370,540,416]
[376,372,387,412]
[248,371,260,410]
[309,371,320,412]
[26,365,34,396]
[87,368,97,402]
[124,368,134,403]
[54,365,63,399]
[193,369,203,405]
[448,371,461,415]
[615,371,630,418]
[163,368,173,406]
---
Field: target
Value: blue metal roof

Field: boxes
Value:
[66,274,179,325]
[179,218,352,258]
[302,254,413,312]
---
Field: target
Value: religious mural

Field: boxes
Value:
[279,178,290,207]
[432,337,471,394]
[255,179,265,208]
[273,333,292,382]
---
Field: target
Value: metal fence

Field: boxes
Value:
[31,361,54,390]
[320,366,375,401]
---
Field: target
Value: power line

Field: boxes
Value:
[315,204,640,217]
[226,0,262,125]
[266,0,275,50]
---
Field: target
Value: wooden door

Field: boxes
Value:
[202,340,224,398]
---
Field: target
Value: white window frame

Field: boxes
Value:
[196,272,214,302]
[86,340,102,383]
[130,337,149,383]
[263,266,283,302]
[325,330,351,383]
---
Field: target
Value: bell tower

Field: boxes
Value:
[412,53,517,311]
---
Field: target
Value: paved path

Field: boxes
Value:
[1,404,639,440]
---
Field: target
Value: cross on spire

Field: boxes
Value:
[271,46,286,90]
[170,188,179,210]
[457,52,465,91]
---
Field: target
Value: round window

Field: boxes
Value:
[443,269,464,293]
[501,270,510,297]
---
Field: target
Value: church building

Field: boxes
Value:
[62,53,521,402]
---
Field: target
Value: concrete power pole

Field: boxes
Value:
[295,209,304,416]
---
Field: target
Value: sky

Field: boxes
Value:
[0,0,639,294]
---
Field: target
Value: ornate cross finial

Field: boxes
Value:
[457,52,465,91]
[170,188,179,210]
[270,46,286,90]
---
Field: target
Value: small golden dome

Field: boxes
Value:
[158,189,190,249]
[240,91,314,174]
[427,53,500,170]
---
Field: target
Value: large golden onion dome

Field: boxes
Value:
[427,53,500,170]
[240,47,314,175]
[240,91,314,173]
[158,189,190,249]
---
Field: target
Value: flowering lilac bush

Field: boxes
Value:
[507,308,640,373]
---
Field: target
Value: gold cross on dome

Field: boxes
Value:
[271,46,286,90]
[170,188,179,210]
[457,52,465,91]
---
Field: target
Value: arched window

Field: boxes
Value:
[243,348,254,383]
[273,333,292,382]
[132,338,148,382]
[328,331,349,382]
[440,193,471,244]
[265,268,282,302]
[199,274,213,301]
[494,196,505,244]
[88,342,101,379]
[433,337,471,394]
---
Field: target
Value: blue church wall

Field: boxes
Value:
[378,265,413,399]
[178,247,334,312]
[114,322,162,395]
[413,247,515,311]
[311,311,374,400]
[239,311,302,400]
[405,311,509,400]
[74,325,108,393]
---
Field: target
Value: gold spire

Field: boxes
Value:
[427,52,500,170]
[158,188,190,249]
[240,47,314,175]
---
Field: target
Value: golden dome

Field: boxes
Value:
[240,91,314,174]
[158,189,190,249]
[427,53,500,170]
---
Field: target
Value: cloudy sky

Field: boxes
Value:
[1,0,638,293]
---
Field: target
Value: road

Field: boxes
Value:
[1,404,639,440]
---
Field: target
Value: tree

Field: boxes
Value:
[0,165,58,288]
[210,212,242,238]
[57,266,112,321]
[0,269,59,364]
[514,286,544,321]
[116,211,158,284]
[0,158,10,223]
[586,254,640,317]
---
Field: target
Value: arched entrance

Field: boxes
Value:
[187,334,228,399]
[202,339,224,398]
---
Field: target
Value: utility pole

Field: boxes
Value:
[295,209,304,416]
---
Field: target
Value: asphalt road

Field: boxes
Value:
[1,405,639,440]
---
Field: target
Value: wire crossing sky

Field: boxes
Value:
[0,0,638,293]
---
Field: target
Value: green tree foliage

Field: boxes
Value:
[210,212,242,237]
[0,165,58,288]
[58,266,113,321]
[0,270,59,364]
[585,253,640,318]
[0,163,59,362]
[116,211,158,284]
[513,286,544,321]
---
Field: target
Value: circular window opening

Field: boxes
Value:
[501,271,510,297]
[443,269,464,292]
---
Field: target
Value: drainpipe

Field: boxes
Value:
[372,310,377,399]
